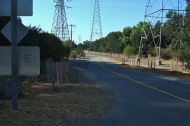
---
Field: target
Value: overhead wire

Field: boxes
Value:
[71,0,145,11]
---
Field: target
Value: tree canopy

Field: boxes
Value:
[79,1,190,64]
[0,17,70,62]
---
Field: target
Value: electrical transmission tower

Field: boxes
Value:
[90,0,103,43]
[140,0,187,65]
[51,0,71,42]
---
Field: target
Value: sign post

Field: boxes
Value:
[0,0,33,110]
[11,0,18,110]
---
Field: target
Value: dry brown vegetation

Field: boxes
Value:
[0,82,117,125]
[120,64,190,81]
[87,51,190,81]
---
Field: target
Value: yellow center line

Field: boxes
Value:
[97,57,190,103]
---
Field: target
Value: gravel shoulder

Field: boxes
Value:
[69,66,107,86]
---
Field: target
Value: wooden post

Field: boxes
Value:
[176,59,178,70]
[154,58,156,69]
[60,61,63,84]
[131,58,133,66]
[148,59,149,69]
[132,59,134,66]
[137,59,139,67]
[136,58,140,67]
[150,59,153,69]
[172,59,173,70]
[52,62,55,92]
[134,58,135,66]
[66,61,69,83]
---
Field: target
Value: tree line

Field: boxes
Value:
[81,1,190,65]
[0,17,72,62]
[0,17,77,75]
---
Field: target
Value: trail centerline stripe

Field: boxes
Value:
[97,57,190,103]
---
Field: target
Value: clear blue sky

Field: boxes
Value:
[20,0,187,44]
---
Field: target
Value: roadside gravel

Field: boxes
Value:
[69,66,107,86]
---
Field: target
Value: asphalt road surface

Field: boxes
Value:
[73,55,190,126]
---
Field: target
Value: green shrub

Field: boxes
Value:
[146,46,155,55]
[167,45,179,58]
[123,45,136,57]
[69,51,77,59]
[79,50,85,57]
[0,76,11,83]
[179,47,190,66]
[0,76,24,83]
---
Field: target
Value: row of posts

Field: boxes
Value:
[124,58,180,70]
[46,58,70,91]
[88,51,184,71]
[125,58,156,70]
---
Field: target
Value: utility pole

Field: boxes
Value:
[68,24,76,47]
[78,35,81,44]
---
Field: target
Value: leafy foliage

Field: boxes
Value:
[2,1,190,66]
[0,18,72,74]
[69,49,85,59]
[123,45,136,57]
[179,47,190,65]
[69,51,77,59]
[78,2,190,66]
[18,26,67,62]
[0,76,11,83]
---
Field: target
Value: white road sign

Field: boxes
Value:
[1,21,29,43]
[0,46,40,76]
[0,0,33,16]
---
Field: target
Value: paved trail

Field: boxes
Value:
[73,55,190,126]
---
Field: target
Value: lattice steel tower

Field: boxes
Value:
[51,0,70,41]
[139,0,187,64]
[90,0,103,42]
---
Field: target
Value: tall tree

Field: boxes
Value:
[106,31,123,53]
[122,27,132,46]
[19,26,66,61]
[130,22,148,53]
[184,0,190,45]
[179,0,190,64]
[82,40,91,49]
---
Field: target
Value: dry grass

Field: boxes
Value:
[0,82,117,126]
